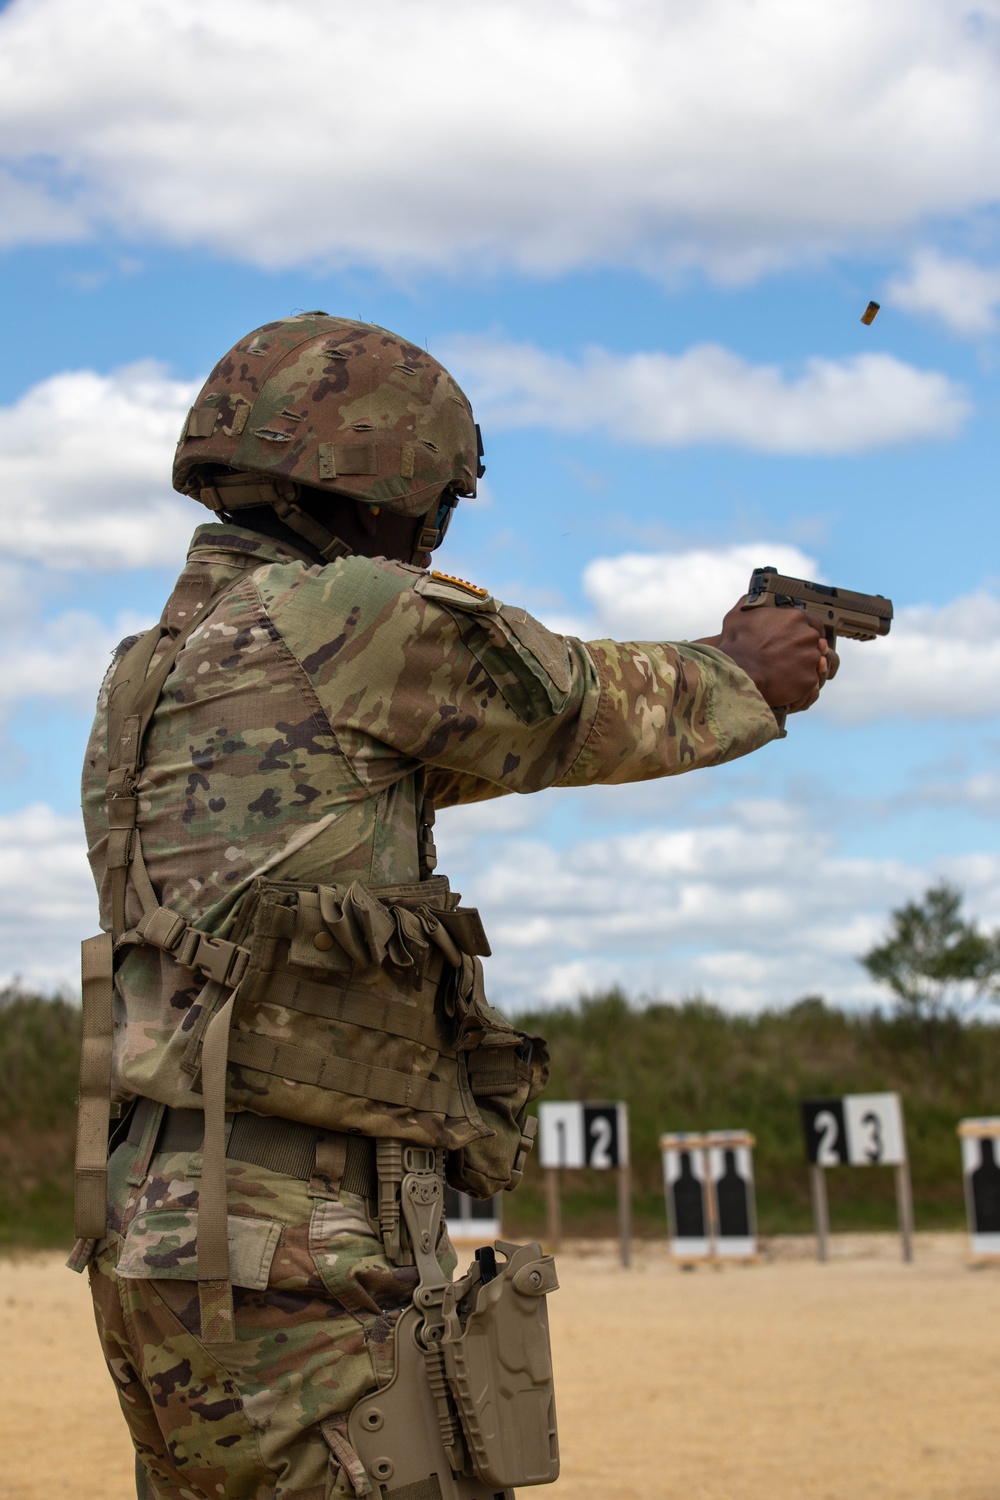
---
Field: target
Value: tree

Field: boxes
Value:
[861,882,1000,1022]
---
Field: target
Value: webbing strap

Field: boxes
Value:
[227,1029,465,1116]
[74,933,116,1239]
[262,971,452,1051]
[197,991,236,1343]
[105,578,223,942]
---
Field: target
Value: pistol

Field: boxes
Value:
[743,566,893,730]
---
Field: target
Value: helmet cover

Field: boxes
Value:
[173,313,480,518]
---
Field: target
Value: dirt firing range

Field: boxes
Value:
[4,1235,1000,1500]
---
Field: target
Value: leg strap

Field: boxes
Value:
[73,932,116,1243]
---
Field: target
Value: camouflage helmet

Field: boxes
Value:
[172,313,483,518]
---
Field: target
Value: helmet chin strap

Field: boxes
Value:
[199,473,457,569]
[412,493,458,563]
[199,475,352,563]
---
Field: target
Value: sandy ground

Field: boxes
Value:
[2,1234,998,1500]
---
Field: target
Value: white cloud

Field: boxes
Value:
[826,593,1000,724]
[0,804,96,991]
[0,608,129,717]
[887,250,1000,335]
[434,788,1000,1012]
[0,559,148,721]
[580,543,818,642]
[0,0,998,277]
[444,338,969,453]
[0,363,198,568]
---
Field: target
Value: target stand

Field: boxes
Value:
[538,1101,631,1266]
[659,1130,758,1266]
[801,1092,914,1263]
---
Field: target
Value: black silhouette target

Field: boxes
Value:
[960,1122,1000,1255]
[671,1152,707,1239]
[972,1139,1000,1233]
[714,1149,751,1238]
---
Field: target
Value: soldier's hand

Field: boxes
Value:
[700,598,838,712]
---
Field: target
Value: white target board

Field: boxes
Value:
[538,1101,629,1169]
[802,1092,906,1167]
[958,1119,1000,1259]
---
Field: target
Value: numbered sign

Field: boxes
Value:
[540,1101,632,1266]
[538,1101,629,1169]
[444,1186,502,1245]
[660,1131,757,1262]
[802,1093,905,1167]
[801,1093,913,1262]
[707,1132,757,1258]
[958,1119,1000,1259]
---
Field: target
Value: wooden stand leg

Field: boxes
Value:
[617,1163,631,1268]
[895,1160,915,1264]
[810,1165,829,1263]
[545,1167,561,1252]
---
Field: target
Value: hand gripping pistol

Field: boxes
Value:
[743,565,893,732]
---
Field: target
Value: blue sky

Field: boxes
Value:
[1,0,1000,1009]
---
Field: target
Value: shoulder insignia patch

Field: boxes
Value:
[414,570,499,614]
[429,571,490,599]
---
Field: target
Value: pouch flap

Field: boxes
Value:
[437,906,491,958]
[116,1209,281,1290]
[289,890,353,974]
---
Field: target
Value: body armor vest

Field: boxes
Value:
[74,549,546,1341]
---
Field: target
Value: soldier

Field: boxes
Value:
[70,314,834,1500]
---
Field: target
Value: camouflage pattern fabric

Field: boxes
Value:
[90,1129,456,1499]
[82,522,777,1111]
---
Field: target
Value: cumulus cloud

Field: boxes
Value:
[827,592,1000,724]
[580,543,819,642]
[0,0,998,276]
[0,362,198,568]
[0,804,96,991]
[444,338,969,453]
[887,250,1000,335]
[434,789,1000,1011]
[0,557,148,721]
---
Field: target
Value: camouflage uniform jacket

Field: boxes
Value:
[82,521,778,1111]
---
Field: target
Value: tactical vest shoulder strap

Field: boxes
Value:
[72,566,250,1313]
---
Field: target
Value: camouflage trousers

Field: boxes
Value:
[87,1129,456,1500]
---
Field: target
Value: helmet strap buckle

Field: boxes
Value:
[414,523,440,557]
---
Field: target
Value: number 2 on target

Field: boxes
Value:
[815,1109,840,1166]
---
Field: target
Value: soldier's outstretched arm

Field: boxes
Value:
[265,557,797,803]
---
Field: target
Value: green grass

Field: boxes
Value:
[0,986,81,1248]
[0,984,994,1247]
[502,991,996,1240]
